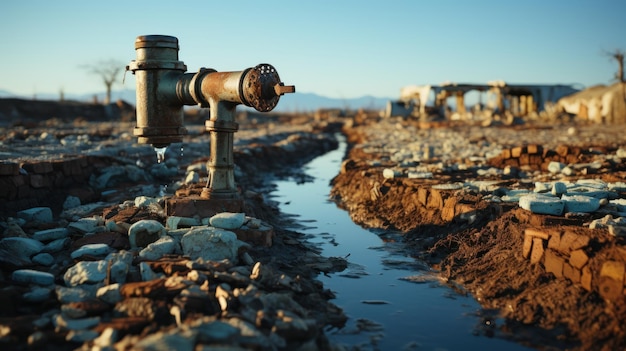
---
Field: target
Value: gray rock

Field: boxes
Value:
[184,171,200,184]
[55,286,94,303]
[33,228,69,242]
[42,237,71,253]
[181,227,247,263]
[106,251,134,284]
[128,220,167,249]
[562,194,601,213]
[209,212,245,230]
[68,217,102,234]
[63,261,107,287]
[12,269,55,286]
[17,207,53,223]
[53,314,101,331]
[194,320,239,343]
[71,243,113,259]
[551,182,568,196]
[139,262,162,281]
[63,196,81,210]
[133,328,197,351]
[519,193,564,216]
[547,161,565,174]
[0,237,45,266]
[139,236,176,261]
[96,284,122,304]
[22,286,52,302]
[134,196,159,209]
[32,253,55,266]
[166,216,201,230]
[65,329,100,343]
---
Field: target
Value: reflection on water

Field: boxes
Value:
[272,135,533,350]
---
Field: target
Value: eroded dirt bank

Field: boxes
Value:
[331,114,626,350]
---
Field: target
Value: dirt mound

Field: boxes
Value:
[331,117,626,350]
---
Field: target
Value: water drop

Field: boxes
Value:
[154,146,167,164]
[180,145,184,157]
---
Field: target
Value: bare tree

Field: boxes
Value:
[605,49,625,83]
[82,59,124,104]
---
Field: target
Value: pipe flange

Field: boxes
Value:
[241,64,282,112]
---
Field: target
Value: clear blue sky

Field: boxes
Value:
[1,0,625,99]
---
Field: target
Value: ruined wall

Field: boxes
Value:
[0,157,102,216]
[558,83,626,123]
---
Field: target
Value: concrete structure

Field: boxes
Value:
[558,83,626,123]
[386,81,579,120]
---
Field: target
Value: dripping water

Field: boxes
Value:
[154,146,167,164]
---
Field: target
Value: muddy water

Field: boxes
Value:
[272,136,533,350]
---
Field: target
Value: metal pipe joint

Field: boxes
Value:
[127,35,295,198]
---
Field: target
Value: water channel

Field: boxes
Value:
[272,136,534,350]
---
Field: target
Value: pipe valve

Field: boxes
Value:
[128,35,295,199]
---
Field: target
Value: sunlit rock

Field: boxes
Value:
[139,236,176,261]
[519,193,565,216]
[128,220,167,249]
[64,261,108,287]
[562,194,601,213]
[181,227,247,263]
[209,212,245,230]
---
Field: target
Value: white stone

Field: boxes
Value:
[71,243,112,259]
[184,171,200,184]
[209,212,245,230]
[181,227,247,263]
[166,216,201,230]
[93,327,118,348]
[55,286,94,303]
[63,261,108,287]
[134,196,159,209]
[407,171,433,179]
[17,207,53,223]
[609,182,626,192]
[566,186,613,200]
[128,220,167,249]
[33,228,69,242]
[432,183,463,190]
[12,269,55,286]
[547,161,565,174]
[562,194,601,213]
[551,182,568,196]
[519,193,565,216]
[96,284,122,304]
[382,168,398,179]
[610,199,626,212]
[139,236,176,261]
[32,253,55,266]
[534,182,551,193]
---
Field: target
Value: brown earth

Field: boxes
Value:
[330,115,626,350]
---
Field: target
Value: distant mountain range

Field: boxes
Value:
[0,89,393,113]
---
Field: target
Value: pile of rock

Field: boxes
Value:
[0,203,345,350]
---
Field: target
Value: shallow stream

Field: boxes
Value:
[272,136,534,350]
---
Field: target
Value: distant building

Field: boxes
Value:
[558,83,626,123]
[385,81,580,120]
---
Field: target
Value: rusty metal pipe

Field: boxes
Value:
[128,35,295,199]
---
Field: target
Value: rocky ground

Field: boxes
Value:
[331,112,626,350]
[1,103,626,350]
[0,112,352,350]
